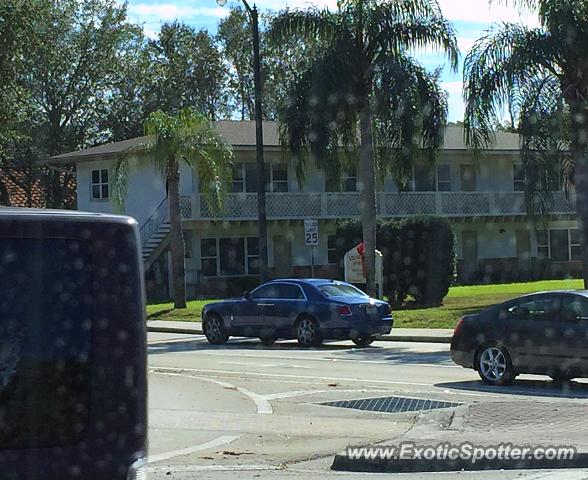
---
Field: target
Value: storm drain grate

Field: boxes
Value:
[319,395,463,414]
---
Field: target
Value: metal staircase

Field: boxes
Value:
[139,197,170,269]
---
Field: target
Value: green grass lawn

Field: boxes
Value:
[146,278,584,329]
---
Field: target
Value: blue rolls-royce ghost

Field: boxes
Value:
[202,279,393,347]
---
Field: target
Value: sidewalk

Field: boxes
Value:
[146,320,453,343]
[331,400,588,472]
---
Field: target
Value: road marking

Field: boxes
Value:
[263,389,329,400]
[154,370,273,414]
[220,361,313,369]
[148,435,240,464]
[152,366,434,387]
[198,377,273,414]
[172,350,459,369]
[149,464,281,472]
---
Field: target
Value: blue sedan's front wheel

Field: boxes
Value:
[204,313,229,345]
[296,316,322,347]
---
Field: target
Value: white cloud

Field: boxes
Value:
[437,0,539,26]
[129,3,228,21]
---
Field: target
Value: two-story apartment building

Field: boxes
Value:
[51,121,579,299]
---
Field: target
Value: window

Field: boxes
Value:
[342,168,357,192]
[536,230,549,259]
[506,295,560,321]
[513,164,525,192]
[536,229,579,261]
[327,235,337,264]
[571,229,581,261]
[202,237,260,276]
[550,229,569,261]
[250,284,279,300]
[219,238,245,276]
[274,283,305,300]
[200,239,217,276]
[460,165,476,191]
[231,164,245,192]
[562,295,588,322]
[0,238,92,448]
[270,165,288,192]
[318,283,368,298]
[414,163,435,191]
[246,237,260,274]
[91,169,109,199]
[437,164,451,191]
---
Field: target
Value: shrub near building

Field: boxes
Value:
[333,216,456,307]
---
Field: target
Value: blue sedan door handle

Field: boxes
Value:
[257,303,275,307]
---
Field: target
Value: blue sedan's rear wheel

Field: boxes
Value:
[204,313,229,345]
[296,316,322,347]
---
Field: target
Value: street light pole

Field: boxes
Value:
[217,0,269,282]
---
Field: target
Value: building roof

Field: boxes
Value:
[50,121,521,165]
[1,169,46,208]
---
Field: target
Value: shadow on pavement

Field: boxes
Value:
[336,345,452,365]
[147,337,361,355]
[436,378,588,399]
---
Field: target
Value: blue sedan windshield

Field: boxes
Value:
[318,283,369,298]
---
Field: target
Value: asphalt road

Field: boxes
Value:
[146,332,588,480]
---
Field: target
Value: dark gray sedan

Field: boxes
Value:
[451,290,588,385]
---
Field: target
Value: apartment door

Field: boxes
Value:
[273,235,292,277]
[462,231,478,280]
[460,165,476,191]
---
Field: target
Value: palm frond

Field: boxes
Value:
[372,54,448,187]
[370,3,459,71]
[111,157,130,214]
[463,22,559,152]
[268,8,341,46]
[517,72,571,217]
[278,40,360,188]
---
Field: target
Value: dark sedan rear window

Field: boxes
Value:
[318,283,368,298]
[0,238,92,448]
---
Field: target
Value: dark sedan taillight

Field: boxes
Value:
[337,305,353,316]
[454,317,465,336]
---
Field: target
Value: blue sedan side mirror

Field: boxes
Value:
[242,290,250,299]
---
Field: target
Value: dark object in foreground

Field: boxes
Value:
[451,290,588,385]
[202,279,393,347]
[0,209,147,480]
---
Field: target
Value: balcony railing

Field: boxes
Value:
[180,191,576,220]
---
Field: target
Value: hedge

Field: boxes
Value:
[333,216,456,306]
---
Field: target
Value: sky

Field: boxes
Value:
[125,0,539,122]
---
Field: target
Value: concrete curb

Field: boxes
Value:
[146,326,451,344]
[330,452,588,473]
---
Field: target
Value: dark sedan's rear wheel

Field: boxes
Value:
[476,345,515,386]
[352,336,375,347]
[296,316,322,347]
[203,313,229,345]
[259,336,276,346]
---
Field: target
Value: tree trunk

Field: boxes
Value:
[359,101,377,297]
[167,156,187,308]
[569,100,588,288]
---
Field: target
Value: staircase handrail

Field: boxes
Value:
[139,196,169,247]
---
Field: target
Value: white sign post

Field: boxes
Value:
[344,244,384,299]
[304,220,319,277]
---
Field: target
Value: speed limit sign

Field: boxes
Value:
[304,219,319,246]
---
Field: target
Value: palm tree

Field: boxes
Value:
[463,1,588,286]
[269,0,458,296]
[112,108,233,308]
